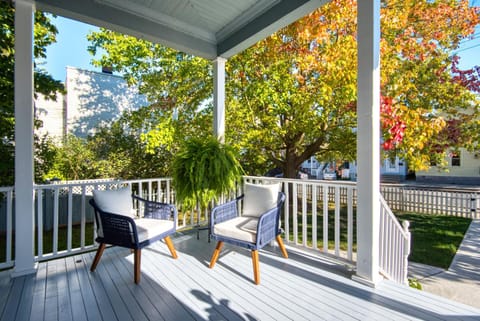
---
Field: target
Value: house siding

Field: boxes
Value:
[35,66,148,139]
[416,148,480,185]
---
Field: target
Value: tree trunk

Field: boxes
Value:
[283,146,299,179]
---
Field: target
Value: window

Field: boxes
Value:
[451,152,461,166]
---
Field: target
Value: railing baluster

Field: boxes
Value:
[302,183,307,247]
[347,187,353,261]
[293,183,298,245]
[6,189,13,266]
[81,185,86,248]
[312,185,317,251]
[323,186,328,253]
[37,189,43,260]
[284,181,290,244]
[334,186,340,257]
[67,187,73,252]
[53,188,59,255]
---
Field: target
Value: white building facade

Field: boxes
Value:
[35,66,148,139]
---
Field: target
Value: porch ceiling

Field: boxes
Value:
[34,0,326,59]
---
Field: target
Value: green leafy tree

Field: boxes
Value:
[86,0,480,178]
[0,2,64,186]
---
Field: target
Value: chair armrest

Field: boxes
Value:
[256,207,279,247]
[210,195,243,229]
[256,192,285,247]
[132,195,178,226]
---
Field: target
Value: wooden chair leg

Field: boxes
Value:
[164,236,178,259]
[276,235,288,258]
[209,241,223,268]
[134,248,141,284]
[90,243,106,272]
[251,250,260,285]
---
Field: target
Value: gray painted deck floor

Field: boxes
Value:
[1,231,480,321]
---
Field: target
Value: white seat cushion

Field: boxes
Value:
[243,182,281,217]
[135,218,174,243]
[214,216,258,243]
[93,187,135,218]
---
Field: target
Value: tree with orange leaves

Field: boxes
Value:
[227,0,480,175]
[88,0,480,178]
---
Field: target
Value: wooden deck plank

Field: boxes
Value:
[162,235,280,321]
[29,261,47,321]
[14,274,36,321]
[0,272,13,319]
[44,261,59,321]
[0,275,25,321]
[181,234,301,321]
[78,252,121,320]
[80,252,132,321]
[242,252,357,320]
[72,253,104,321]
[178,233,302,321]
[259,253,366,320]
[139,240,216,320]
[205,245,315,320]
[201,240,349,320]
[0,231,479,321]
[260,249,411,321]
[64,256,88,321]
[111,246,195,321]
[98,250,149,321]
[55,258,73,321]
[106,249,167,321]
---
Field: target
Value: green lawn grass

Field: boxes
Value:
[395,213,471,269]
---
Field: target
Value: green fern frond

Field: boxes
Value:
[172,136,243,210]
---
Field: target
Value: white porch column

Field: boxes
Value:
[12,0,37,277]
[354,0,382,286]
[213,57,226,143]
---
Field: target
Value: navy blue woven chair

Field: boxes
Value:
[89,189,178,284]
[209,182,288,285]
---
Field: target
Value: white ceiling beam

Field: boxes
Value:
[36,0,217,59]
[218,0,327,58]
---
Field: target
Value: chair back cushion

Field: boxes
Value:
[243,182,281,217]
[93,187,135,218]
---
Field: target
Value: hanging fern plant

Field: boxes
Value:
[172,136,243,210]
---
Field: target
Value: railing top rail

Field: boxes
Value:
[34,177,172,189]
[0,186,14,192]
[380,195,409,238]
[381,182,480,193]
[243,175,357,187]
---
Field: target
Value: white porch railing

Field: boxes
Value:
[244,176,357,262]
[379,195,411,284]
[381,184,480,218]
[0,187,14,269]
[30,178,177,262]
[1,177,410,284]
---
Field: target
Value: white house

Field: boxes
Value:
[35,66,148,139]
[416,148,480,185]
[302,156,408,181]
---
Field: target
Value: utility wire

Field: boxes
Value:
[454,42,480,53]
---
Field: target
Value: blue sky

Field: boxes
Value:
[42,13,480,82]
